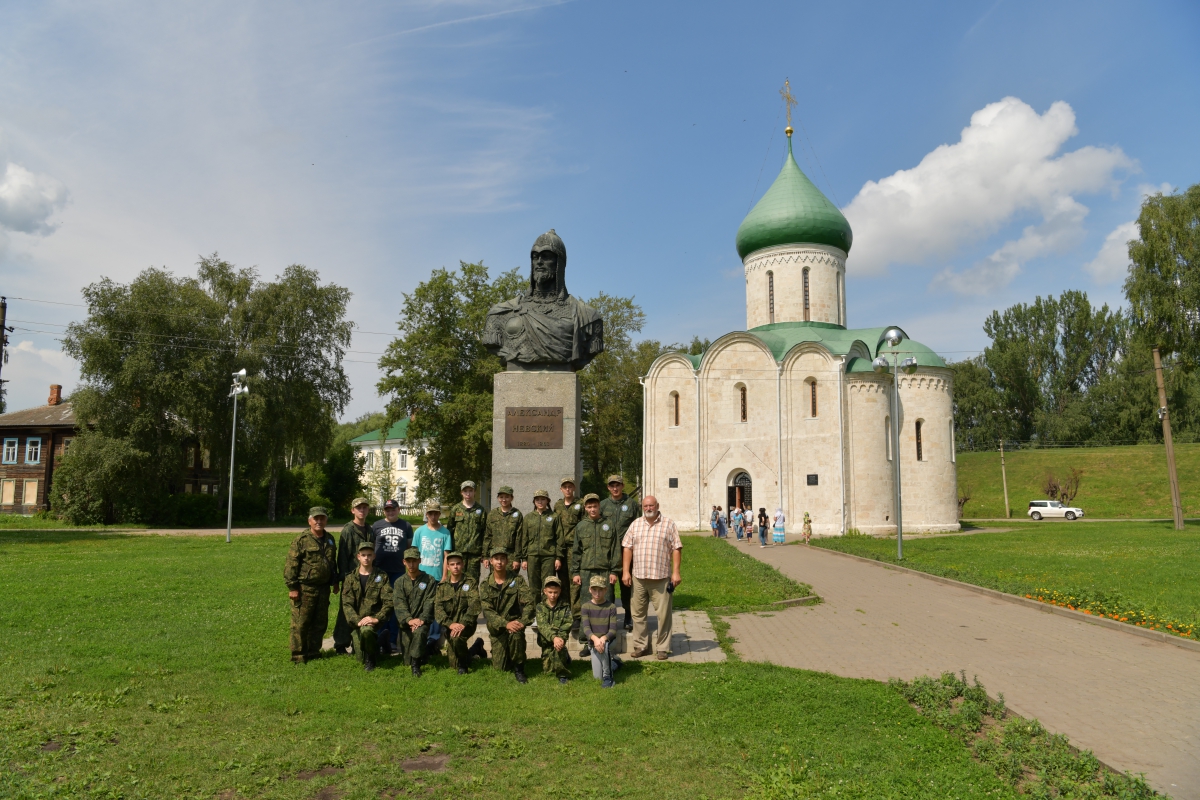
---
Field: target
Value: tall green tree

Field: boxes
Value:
[1125,184,1200,366]
[377,262,523,504]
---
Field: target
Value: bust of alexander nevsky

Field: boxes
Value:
[483,229,604,371]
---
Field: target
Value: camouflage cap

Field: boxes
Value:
[543,575,562,587]
[357,541,375,553]
[606,474,624,485]
[533,489,550,500]
[588,574,609,589]
[460,480,476,490]
[308,506,329,518]
[582,493,601,504]
[559,476,577,486]
[488,545,510,557]
[351,497,370,508]
[445,550,465,563]
[496,485,514,496]
[424,498,442,513]
[403,546,422,560]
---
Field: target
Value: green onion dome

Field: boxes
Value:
[735,138,853,259]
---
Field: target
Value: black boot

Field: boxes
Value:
[514,666,528,684]
[468,638,487,661]
[363,656,376,673]
[411,663,422,678]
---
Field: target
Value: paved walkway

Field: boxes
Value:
[727,543,1200,799]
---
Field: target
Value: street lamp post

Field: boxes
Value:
[873,329,918,560]
[226,369,250,544]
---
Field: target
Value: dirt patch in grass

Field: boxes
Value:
[295,766,343,780]
[40,741,62,752]
[313,786,344,800]
[399,753,449,772]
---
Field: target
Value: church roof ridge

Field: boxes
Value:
[735,138,853,260]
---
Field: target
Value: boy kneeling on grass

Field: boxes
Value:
[581,574,623,688]
[340,541,392,672]
[392,546,438,677]
[434,551,487,674]
[536,575,573,684]
[479,545,535,684]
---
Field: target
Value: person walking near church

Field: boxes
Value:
[772,508,787,545]
[757,507,769,548]
[600,475,640,632]
[732,506,744,541]
[802,512,813,544]
[710,506,719,536]
[447,480,486,582]
[715,508,728,539]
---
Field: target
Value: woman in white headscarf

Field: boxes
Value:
[772,508,786,545]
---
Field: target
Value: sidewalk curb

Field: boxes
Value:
[811,546,1200,655]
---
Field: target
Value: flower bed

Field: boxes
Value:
[1025,588,1198,640]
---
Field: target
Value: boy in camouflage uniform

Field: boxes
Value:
[600,476,640,631]
[522,489,564,601]
[479,546,535,683]
[434,551,486,674]
[570,493,620,655]
[446,480,487,582]
[554,477,585,629]
[333,497,376,654]
[392,546,438,677]
[340,541,392,671]
[536,575,573,684]
[483,486,523,575]
[284,507,340,663]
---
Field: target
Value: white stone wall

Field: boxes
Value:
[743,244,847,328]
[782,346,845,535]
[643,355,700,528]
[896,369,959,532]
[846,375,896,534]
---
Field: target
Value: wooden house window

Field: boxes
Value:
[25,438,41,465]
[2,439,16,464]
[23,480,38,505]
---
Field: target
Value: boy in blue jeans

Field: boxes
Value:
[580,574,622,687]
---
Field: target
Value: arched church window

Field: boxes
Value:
[737,383,748,423]
[915,420,924,461]
[835,272,842,325]
[767,271,775,323]
[670,391,680,427]
[809,379,818,417]
[949,419,956,463]
[885,415,892,461]
[803,268,811,322]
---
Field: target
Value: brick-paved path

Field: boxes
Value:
[726,542,1200,799]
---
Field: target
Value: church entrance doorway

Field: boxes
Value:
[727,471,753,512]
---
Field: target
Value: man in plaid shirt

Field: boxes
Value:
[620,496,683,660]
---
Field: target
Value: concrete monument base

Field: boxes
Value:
[491,370,581,511]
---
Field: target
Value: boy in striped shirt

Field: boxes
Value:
[581,574,623,688]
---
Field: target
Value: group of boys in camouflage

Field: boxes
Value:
[284,474,641,683]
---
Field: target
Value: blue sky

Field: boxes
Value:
[1,0,1197,419]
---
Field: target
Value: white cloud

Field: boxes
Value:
[3,340,77,413]
[0,162,68,235]
[1082,221,1137,284]
[843,97,1132,292]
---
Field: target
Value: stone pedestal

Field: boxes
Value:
[492,370,581,513]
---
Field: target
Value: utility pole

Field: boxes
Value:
[0,297,9,406]
[1152,347,1184,530]
[999,438,1011,519]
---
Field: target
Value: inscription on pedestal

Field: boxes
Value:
[505,407,564,449]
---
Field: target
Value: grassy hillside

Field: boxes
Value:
[956,443,1200,519]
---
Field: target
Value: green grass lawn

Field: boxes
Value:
[0,530,1026,799]
[956,443,1200,519]
[813,521,1200,629]
[675,534,812,611]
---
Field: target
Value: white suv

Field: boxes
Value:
[1027,500,1084,521]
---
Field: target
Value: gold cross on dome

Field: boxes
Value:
[780,79,797,136]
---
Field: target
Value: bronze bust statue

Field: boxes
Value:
[484,229,604,371]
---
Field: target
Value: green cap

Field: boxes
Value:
[445,550,465,562]
[351,496,370,508]
[403,546,422,560]
[460,480,476,490]
[588,574,608,589]
[424,498,442,513]
[543,575,562,587]
[488,545,509,557]
[357,541,375,553]
[497,486,514,496]
[308,506,329,518]
[582,493,600,504]
[533,489,550,500]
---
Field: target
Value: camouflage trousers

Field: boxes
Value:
[351,623,381,663]
[526,555,558,599]
[444,623,478,670]
[399,623,430,666]
[332,600,353,651]
[487,624,527,671]
[462,554,483,586]
[572,569,613,640]
[537,632,572,678]
[290,586,330,662]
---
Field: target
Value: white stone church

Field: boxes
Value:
[642,133,959,535]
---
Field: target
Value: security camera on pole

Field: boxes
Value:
[226,369,250,544]
[872,328,918,560]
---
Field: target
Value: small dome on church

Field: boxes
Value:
[736,139,853,259]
